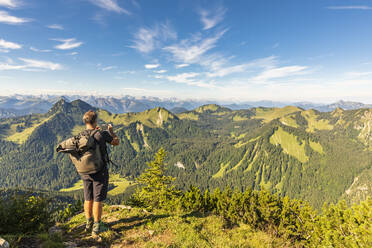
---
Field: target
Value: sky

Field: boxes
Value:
[0,0,372,103]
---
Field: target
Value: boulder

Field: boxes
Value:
[0,238,9,248]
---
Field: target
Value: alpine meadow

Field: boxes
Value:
[1,0,372,247]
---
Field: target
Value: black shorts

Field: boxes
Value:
[81,167,109,202]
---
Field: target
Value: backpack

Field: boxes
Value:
[56,129,104,175]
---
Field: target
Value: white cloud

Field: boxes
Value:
[206,56,277,77]
[153,75,164,79]
[175,63,189,69]
[130,22,177,53]
[346,71,372,77]
[0,38,22,50]
[327,6,372,10]
[51,38,83,50]
[199,7,226,30]
[164,29,227,64]
[101,66,116,71]
[207,64,249,77]
[145,64,160,69]
[0,0,22,8]
[90,0,130,15]
[118,70,136,74]
[154,69,167,73]
[165,72,215,88]
[47,24,64,30]
[0,10,30,24]
[67,52,78,56]
[0,58,63,71]
[253,65,308,81]
[30,47,51,53]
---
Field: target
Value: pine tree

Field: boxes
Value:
[133,148,180,210]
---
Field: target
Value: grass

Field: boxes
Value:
[177,112,199,120]
[234,136,260,148]
[270,127,309,163]
[309,140,324,154]
[230,144,258,171]
[59,174,132,196]
[245,145,260,172]
[60,206,290,248]
[97,107,176,128]
[5,114,55,144]
[233,115,249,121]
[195,104,220,113]
[71,125,85,136]
[253,106,301,123]
[212,162,230,179]
[279,115,299,128]
[301,110,333,132]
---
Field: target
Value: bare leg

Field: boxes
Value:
[84,200,93,219]
[93,201,103,222]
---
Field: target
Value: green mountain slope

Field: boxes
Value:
[0,100,371,209]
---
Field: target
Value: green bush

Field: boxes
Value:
[132,148,181,210]
[0,194,53,234]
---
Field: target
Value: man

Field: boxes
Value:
[81,110,119,236]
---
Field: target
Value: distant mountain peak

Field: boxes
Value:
[195,104,231,113]
[49,98,95,115]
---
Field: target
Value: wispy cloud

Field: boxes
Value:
[130,21,177,53]
[0,58,63,71]
[145,64,160,69]
[47,24,64,30]
[327,6,372,10]
[154,69,167,73]
[199,7,226,30]
[90,0,130,15]
[206,56,277,77]
[30,47,51,53]
[346,71,372,77]
[252,65,308,81]
[0,10,30,24]
[67,52,78,56]
[101,65,116,71]
[51,38,83,50]
[164,29,227,64]
[0,38,22,51]
[165,72,215,88]
[175,63,189,69]
[0,0,22,8]
[118,70,136,74]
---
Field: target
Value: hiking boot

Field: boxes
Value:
[85,217,94,232]
[92,221,109,237]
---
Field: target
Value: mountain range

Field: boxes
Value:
[0,98,371,210]
[1,95,371,118]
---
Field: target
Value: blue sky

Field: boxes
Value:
[0,0,372,102]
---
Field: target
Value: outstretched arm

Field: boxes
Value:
[108,124,120,146]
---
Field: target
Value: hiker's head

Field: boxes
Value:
[83,110,97,128]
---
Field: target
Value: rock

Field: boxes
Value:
[0,238,9,248]
[49,225,63,235]
[63,241,78,248]
[110,205,132,210]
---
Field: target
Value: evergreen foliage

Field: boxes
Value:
[132,148,181,210]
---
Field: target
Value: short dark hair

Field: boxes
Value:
[83,110,97,125]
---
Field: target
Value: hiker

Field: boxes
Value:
[57,110,119,236]
[81,110,119,236]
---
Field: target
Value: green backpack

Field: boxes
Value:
[56,129,104,175]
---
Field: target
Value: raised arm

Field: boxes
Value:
[108,124,120,146]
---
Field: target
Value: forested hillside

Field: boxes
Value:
[0,99,371,209]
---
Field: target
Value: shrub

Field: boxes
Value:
[0,194,53,234]
[132,148,181,210]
